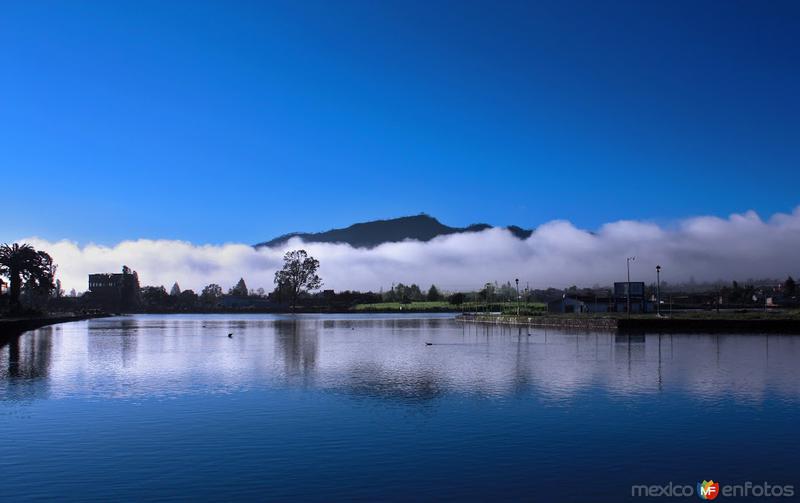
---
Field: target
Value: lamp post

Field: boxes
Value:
[626,256,636,318]
[515,278,520,316]
[656,265,661,317]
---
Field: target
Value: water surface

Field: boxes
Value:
[1,314,799,501]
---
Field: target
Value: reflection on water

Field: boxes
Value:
[0,327,53,380]
[0,328,54,402]
[274,320,319,376]
[1,314,799,501]
[2,314,799,403]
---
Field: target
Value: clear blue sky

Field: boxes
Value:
[2,0,798,244]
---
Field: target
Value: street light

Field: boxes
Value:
[626,256,636,318]
[515,278,520,316]
[656,265,661,317]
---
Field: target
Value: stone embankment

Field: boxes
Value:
[456,314,800,334]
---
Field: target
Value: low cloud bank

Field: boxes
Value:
[22,207,800,293]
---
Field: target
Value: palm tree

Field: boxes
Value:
[0,243,45,311]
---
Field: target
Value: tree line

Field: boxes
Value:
[115,249,324,312]
[3,241,798,315]
[0,243,57,314]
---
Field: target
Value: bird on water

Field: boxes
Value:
[228,333,233,338]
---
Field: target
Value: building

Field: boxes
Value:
[547,295,613,313]
[88,273,125,292]
[88,266,140,311]
[547,284,653,314]
[613,282,653,313]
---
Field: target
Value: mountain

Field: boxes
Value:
[254,214,533,249]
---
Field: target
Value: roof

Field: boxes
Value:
[548,295,612,305]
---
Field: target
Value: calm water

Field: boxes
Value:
[1,314,799,501]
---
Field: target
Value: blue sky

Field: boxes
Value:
[2,0,799,245]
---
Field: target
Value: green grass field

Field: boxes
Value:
[352,301,546,312]
[485,309,800,320]
[352,301,453,311]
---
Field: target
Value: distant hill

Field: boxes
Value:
[254,214,533,249]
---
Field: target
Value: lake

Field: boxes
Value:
[1,314,799,501]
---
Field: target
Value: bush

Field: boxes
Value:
[449,292,466,305]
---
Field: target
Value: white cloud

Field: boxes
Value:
[19,206,800,293]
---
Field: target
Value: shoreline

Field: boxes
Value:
[125,307,463,315]
[6,312,800,339]
[457,314,800,334]
[0,313,110,343]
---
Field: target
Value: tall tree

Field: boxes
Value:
[785,276,796,297]
[170,282,181,296]
[269,281,293,303]
[479,282,495,302]
[427,284,441,301]
[20,250,57,310]
[177,289,198,309]
[200,283,223,305]
[53,279,64,298]
[448,292,466,305]
[274,250,322,310]
[0,243,56,311]
[141,286,169,309]
[394,283,407,302]
[229,278,248,297]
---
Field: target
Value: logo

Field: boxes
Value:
[698,480,720,500]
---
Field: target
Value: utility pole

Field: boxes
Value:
[515,278,520,316]
[527,282,531,311]
[656,265,661,317]
[627,256,636,318]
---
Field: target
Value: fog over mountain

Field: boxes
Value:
[22,207,800,293]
